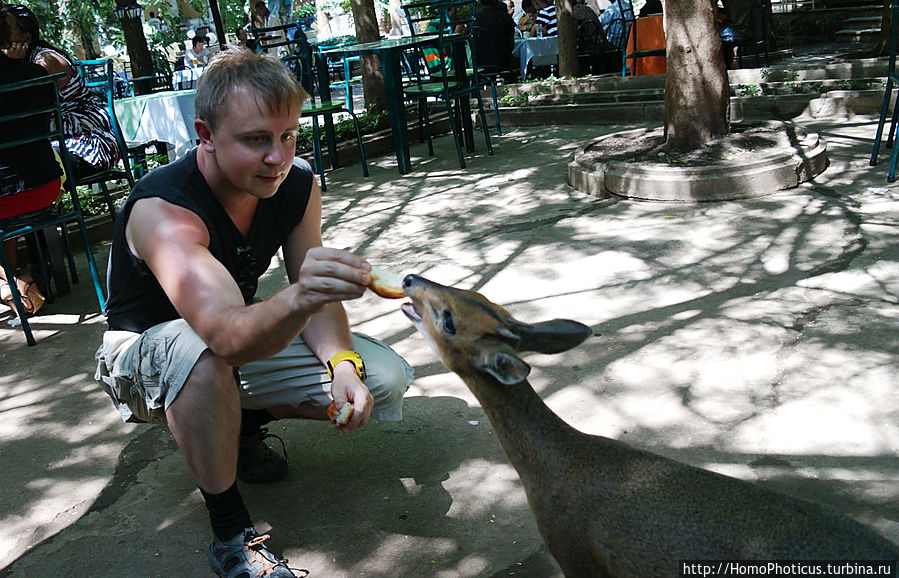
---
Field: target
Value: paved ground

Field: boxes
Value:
[1,106,899,576]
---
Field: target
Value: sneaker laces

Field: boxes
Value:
[243,533,309,577]
[249,427,290,465]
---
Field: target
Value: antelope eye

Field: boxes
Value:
[441,310,456,335]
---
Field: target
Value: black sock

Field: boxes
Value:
[200,481,253,542]
[240,408,276,436]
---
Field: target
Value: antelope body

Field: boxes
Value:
[400,274,899,578]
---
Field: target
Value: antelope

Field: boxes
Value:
[400,274,899,577]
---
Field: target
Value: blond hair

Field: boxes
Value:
[194,49,308,131]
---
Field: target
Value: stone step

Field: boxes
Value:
[842,16,882,26]
[490,88,888,127]
[835,28,880,43]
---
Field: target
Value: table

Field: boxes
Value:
[113,90,198,159]
[512,36,559,80]
[321,35,454,175]
[172,67,203,90]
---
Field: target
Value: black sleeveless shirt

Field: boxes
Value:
[104,149,313,333]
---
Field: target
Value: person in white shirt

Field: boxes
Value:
[184,36,210,68]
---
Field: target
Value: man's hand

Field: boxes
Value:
[329,362,374,434]
[290,247,370,315]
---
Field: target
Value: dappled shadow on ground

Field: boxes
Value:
[1,120,898,575]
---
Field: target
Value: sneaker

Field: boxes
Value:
[207,528,306,577]
[237,427,289,484]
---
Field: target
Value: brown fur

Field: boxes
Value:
[401,274,899,577]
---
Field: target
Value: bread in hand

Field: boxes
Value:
[327,401,355,425]
[369,266,405,299]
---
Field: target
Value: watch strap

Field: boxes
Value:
[326,350,367,381]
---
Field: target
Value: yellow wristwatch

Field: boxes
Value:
[326,350,366,381]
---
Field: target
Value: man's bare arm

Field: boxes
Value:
[126,196,369,366]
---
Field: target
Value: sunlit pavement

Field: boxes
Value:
[1,115,898,576]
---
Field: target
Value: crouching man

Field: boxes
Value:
[95,49,412,576]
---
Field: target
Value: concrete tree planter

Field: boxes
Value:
[568,120,828,202]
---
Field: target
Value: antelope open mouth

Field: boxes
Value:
[401,302,421,323]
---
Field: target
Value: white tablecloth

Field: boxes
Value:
[114,90,198,159]
[512,36,559,79]
[172,67,203,90]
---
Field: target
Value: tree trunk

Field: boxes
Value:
[873,0,891,57]
[555,0,578,77]
[117,1,155,95]
[663,0,729,150]
[350,0,387,112]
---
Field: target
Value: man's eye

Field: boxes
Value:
[246,136,267,145]
[282,133,296,143]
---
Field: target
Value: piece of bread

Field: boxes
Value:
[327,401,355,425]
[369,266,405,299]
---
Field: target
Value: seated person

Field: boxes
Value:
[532,0,557,36]
[234,26,257,51]
[2,4,119,180]
[639,0,663,15]
[0,13,61,316]
[184,35,210,68]
[517,0,536,36]
[473,0,517,71]
[94,49,413,576]
[573,0,600,29]
[600,0,633,48]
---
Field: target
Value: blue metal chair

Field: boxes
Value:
[67,59,137,220]
[870,2,899,182]
[74,60,168,200]
[0,73,106,345]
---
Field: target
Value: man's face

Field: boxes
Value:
[195,40,206,51]
[202,88,300,200]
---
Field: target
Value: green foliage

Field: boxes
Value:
[734,83,761,97]
[499,92,529,106]
[295,108,389,154]
[293,5,317,18]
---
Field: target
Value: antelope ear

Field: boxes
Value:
[476,350,531,385]
[515,319,593,354]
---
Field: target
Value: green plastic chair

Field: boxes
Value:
[401,0,494,168]
[0,73,107,346]
[249,22,369,192]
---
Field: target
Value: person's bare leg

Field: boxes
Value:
[166,350,240,493]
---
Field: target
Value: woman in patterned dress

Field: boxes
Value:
[1,4,119,179]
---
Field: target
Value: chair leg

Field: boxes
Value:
[0,247,36,346]
[421,100,435,157]
[445,97,466,169]
[74,212,106,312]
[99,182,116,220]
[348,111,369,178]
[887,93,899,150]
[60,223,79,285]
[311,117,327,192]
[871,78,894,165]
[474,91,494,156]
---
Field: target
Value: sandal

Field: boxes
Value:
[0,275,45,316]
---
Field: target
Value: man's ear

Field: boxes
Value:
[194,119,214,152]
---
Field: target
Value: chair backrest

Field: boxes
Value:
[402,0,478,80]
[249,22,332,104]
[72,59,134,181]
[0,73,83,213]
